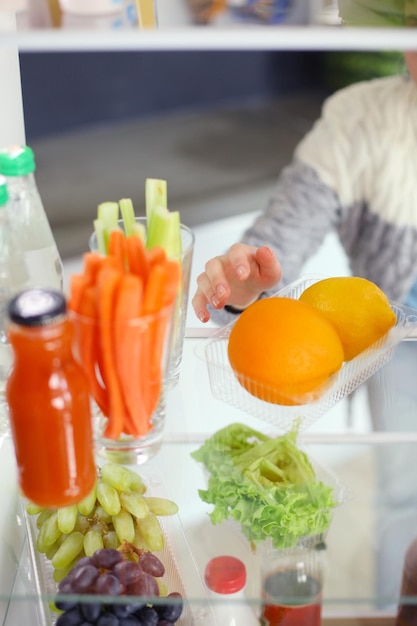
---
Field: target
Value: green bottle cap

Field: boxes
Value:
[0,145,36,176]
[0,175,9,206]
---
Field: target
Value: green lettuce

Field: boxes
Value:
[191,423,337,550]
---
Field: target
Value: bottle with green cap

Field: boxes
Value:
[0,145,63,292]
[0,175,31,424]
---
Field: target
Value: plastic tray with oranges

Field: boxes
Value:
[196,276,417,430]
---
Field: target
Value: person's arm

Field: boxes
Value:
[193,158,341,325]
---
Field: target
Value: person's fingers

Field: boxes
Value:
[203,257,231,307]
[191,289,211,323]
[255,246,282,286]
[227,243,253,281]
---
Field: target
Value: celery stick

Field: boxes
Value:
[145,178,168,247]
[119,198,136,236]
[145,178,167,219]
[146,205,182,259]
[131,221,146,244]
[97,201,120,254]
[93,219,107,255]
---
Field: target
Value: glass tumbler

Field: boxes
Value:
[260,547,324,626]
[89,217,195,390]
[70,301,174,465]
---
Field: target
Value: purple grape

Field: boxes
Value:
[93,548,124,570]
[134,606,159,626]
[96,613,119,626]
[113,560,143,586]
[72,564,100,593]
[55,605,84,626]
[80,600,102,621]
[155,593,183,623]
[157,621,174,626]
[108,603,132,619]
[126,572,159,598]
[138,553,165,578]
[117,617,141,625]
[95,572,123,596]
[55,581,78,611]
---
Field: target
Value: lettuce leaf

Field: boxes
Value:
[191,423,337,550]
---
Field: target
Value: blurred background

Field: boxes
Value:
[12,0,408,259]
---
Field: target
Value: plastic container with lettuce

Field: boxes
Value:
[191,423,349,551]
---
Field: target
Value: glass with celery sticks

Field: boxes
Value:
[69,230,180,465]
[89,217,195,390]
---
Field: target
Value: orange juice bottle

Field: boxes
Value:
[6,288,96,507]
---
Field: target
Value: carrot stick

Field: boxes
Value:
[75,285,109,416]
[141,262,172,417]
[68,273,90,314]
[126,234,149,282]
[97,266,127,439]
[83,252,105,285]
[162,259,181,307]
[108,229,127,273]
[147,245,166,270]
[114,273,149,437]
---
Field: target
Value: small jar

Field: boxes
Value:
[6,288,96,508]
[396,535,417,625]
[204,555,259,626]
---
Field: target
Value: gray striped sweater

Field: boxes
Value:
[211,73,417,325]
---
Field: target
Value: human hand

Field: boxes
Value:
[192,244,282,323]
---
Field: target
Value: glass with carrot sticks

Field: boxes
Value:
[89,216,195,390]
[68,233,180,465]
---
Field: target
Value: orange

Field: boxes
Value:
[227,297,344,406]
[299,276,396,361]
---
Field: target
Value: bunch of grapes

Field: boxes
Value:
[55,547,183,625]
[27,462,179,583]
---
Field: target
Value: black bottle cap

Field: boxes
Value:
[8,289,67,326]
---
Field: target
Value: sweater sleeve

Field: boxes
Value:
[209,158,342,326]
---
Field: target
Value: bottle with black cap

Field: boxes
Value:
[6,288,96,508]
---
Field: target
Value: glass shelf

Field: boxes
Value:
[1,0,417,51]
[1,334,417,624]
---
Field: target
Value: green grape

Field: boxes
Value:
[112,509,135,544]
[145,497,179,516]
[119,491,149,519]
[74,514,90,534]
[96,480,121,516]
[57,505,78,534]
[45,541,61,561]
[51,531,85,570]
[94,505,112,525]
[53,558,78,583]
[100,462,132,491]
[77,483,97,516]
[126,469,147,494]
[133,526,151,551]
[84,528,104,556]
[103,530,119,550]
[36,512,61,553]
[135,513,164,552]
[156,578,168,597]
[36,508,54,530]
[26,502,45,516]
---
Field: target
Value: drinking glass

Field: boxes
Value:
[89,217,195,390]
[70,302,174,465]
[260,547,324,626]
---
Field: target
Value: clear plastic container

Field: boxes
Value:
[0,145,63,292]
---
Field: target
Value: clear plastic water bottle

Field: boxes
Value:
[0,175,31,427]
[0,145,64,292]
